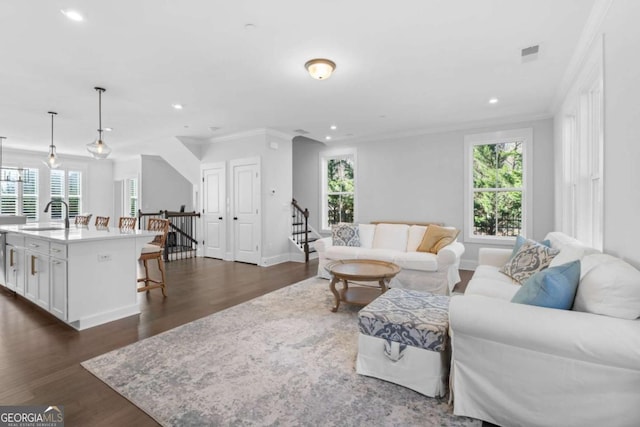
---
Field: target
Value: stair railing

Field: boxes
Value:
[291,198,311,262]
[138,209,201,261]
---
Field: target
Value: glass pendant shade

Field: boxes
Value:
[45,146,61,169]
[44,112,61,169]
[87,87,111,159]
[86,138,112,159]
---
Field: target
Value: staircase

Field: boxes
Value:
[138,209,201,261]
[291,199,322,262]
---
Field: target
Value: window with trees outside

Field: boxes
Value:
[320,149,356,231]
[0,168,39,221]
[50,169,83,219]
[464,128,532,243]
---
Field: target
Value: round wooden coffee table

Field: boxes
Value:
[325,259,401,312]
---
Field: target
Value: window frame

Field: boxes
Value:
[0,168,39,221]
[463,128,533,245]
[319,147,357,232]
[125,177,139,217]
[48,167,87,221]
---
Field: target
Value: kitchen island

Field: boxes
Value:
[0,223,160,330]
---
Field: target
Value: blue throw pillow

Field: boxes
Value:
[511,260,581,310]
[510,235,551,259]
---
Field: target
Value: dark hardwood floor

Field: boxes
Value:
[0,258,475,426]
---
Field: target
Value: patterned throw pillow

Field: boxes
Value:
[331,223,360,247]
[499,240,559,284]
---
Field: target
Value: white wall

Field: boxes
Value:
[201,129,293,265]
[292,137,325,232]
[293,118,555,268]
[2,148,114,221]
[140,155,194,213]
[554,1,640,268]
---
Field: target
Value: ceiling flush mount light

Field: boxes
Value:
[45,112,61,169]
[305,58,336,80]
[86,87,112,159]
[60,9,84,22]
[489,97,499,104]
[172,103,184,110]
[330,125,337,130]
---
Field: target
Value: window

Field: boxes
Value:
[50,169,83,219]
[464,128,532,244]
[0,168,38,221]
[126,178,138,217]
[558,37,603,250]
[320,148,356,231]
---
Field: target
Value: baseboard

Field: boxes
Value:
[459,259,477,271]
[260,253,290,267]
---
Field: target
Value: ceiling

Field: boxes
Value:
[0,0,596,160]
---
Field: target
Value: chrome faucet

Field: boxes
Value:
[44,200,70,229]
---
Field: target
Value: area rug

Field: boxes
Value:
[82,277,480,426]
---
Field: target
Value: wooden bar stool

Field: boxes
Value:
[95,216,110,227]
[137,218,169,296]
[118,216,137,230]
[75,214,92,226]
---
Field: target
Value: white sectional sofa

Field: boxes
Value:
[315,223,465,295]
[449,232,640,427]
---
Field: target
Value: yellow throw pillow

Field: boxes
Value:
[417,225,460,254]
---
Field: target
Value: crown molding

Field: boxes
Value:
[550,0,613,113]
[206,128,295,144]
[340,112,553,145]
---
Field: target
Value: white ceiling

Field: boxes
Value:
[0,0,596,159]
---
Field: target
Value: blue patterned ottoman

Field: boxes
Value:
[356,288,450,397]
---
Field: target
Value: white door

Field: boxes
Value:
[231,159,260,264]
[202,163,226,259]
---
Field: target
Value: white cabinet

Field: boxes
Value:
[25,237,51,309]
[50,258,67,320]
[8,236,68,320]
[49,242,67,320]
[5,237,25,295]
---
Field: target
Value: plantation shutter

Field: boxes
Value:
[22,169,39,221]
[50,170,65,219]
[0,170,20,215]
[128,178,138,217]
[68,171,82,217]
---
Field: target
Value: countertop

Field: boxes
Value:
[0,223,160,243]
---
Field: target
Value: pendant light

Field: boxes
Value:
[86,86,112,159]
[44,111,61,169]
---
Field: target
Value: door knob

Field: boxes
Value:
[218,217,223,220]
[233,217,238,220]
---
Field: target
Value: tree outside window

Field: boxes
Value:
[321,150,356,230]
[464,128,531,243]
[472,142,523,236]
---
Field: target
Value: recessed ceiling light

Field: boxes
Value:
[104,127,113,132]
[325,136,332,140]
[489,98,499,104]
[172,104,184,110]
[244,23,257,31]
[330,125,337,130]
[60,9,84,22]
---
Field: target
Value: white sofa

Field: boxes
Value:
[449,232,640,427]
[315,223,465,295]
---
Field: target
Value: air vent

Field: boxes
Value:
[521,45,539,63]
[293,129,309,135]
